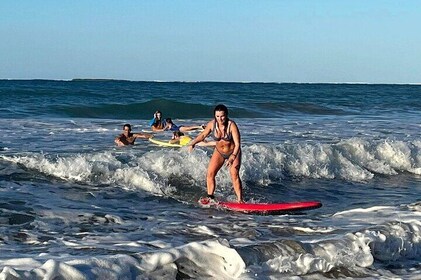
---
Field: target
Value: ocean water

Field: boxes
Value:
[0,80,420,279]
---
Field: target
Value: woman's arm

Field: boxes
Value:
[149,117,157,127]
[168,139,179,144]
[115,134,127,146]
[196,140,216,147]
[230,121,241,155]
[188,121,212,150]
[134,132,152,139]
[226,121,241,166]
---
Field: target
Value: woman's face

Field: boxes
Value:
[214,110,226,124]
[123,125,131,135]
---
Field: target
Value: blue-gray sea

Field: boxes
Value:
[0,80,420,279]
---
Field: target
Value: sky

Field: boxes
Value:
[1,0,420,83]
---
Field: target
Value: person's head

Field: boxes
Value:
[172,131,184,139]
[154,110,162,120]
[214,104,229,126]
[165,118,173,125]
[123,124,132,132]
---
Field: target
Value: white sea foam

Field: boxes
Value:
[232,203,421,278]
[241,138,421,183]
[241,221,421,277]
[0,152,169,195]
[331,205,421,263]
[0,152,121,182]
[1,217,419,279]
[137,239,245,278]
[0,239,245,280]
[238,234,374,277]
[2,137,421,193]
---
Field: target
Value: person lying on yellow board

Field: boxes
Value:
[169,131,215,147]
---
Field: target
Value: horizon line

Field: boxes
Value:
[1,78,420,86]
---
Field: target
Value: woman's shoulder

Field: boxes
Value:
[228,119,237,126]
[228,120,239,131]
[206,120,215,126]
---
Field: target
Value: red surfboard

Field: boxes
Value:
[215,201,322,214]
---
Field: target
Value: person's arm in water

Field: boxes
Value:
[134,132,152,139]
[114,134,125,146]
[188,121,212,151]
[115,134,130,146]
[168,138,179,144]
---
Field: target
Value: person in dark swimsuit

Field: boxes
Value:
[153,118,204,133]
[115,124,151,146]
[188,104,243,203]
[149,111,167,131]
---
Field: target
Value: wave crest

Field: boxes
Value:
[50,98,257,119]
[2,138,421,194]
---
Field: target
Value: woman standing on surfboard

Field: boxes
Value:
[188,104,243,203]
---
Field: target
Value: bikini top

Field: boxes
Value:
[211,120,233,141]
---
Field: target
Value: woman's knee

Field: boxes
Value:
[229,169,240,180]
[207,169,217,179]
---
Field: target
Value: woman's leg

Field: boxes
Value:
[206,149,225,196]
[229,152,243,202]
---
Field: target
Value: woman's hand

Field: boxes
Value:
[226,153,237,167]
[115,139,124,146]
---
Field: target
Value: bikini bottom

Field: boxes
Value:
[215,147,233,159]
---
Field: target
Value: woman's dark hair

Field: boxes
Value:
[214,104,228,114]
[173,131,184,137]
[152,113,165,128]
[153,111,163,126]
[214,104,229,124]
[165,118,173,124]
[123,124,132,131]
[214,104,229,137]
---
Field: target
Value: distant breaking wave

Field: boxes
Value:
[48,98,260,119]
[2,80,420,119]
[48,99,350,119]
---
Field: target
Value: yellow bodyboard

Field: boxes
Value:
[149,137,182,148]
